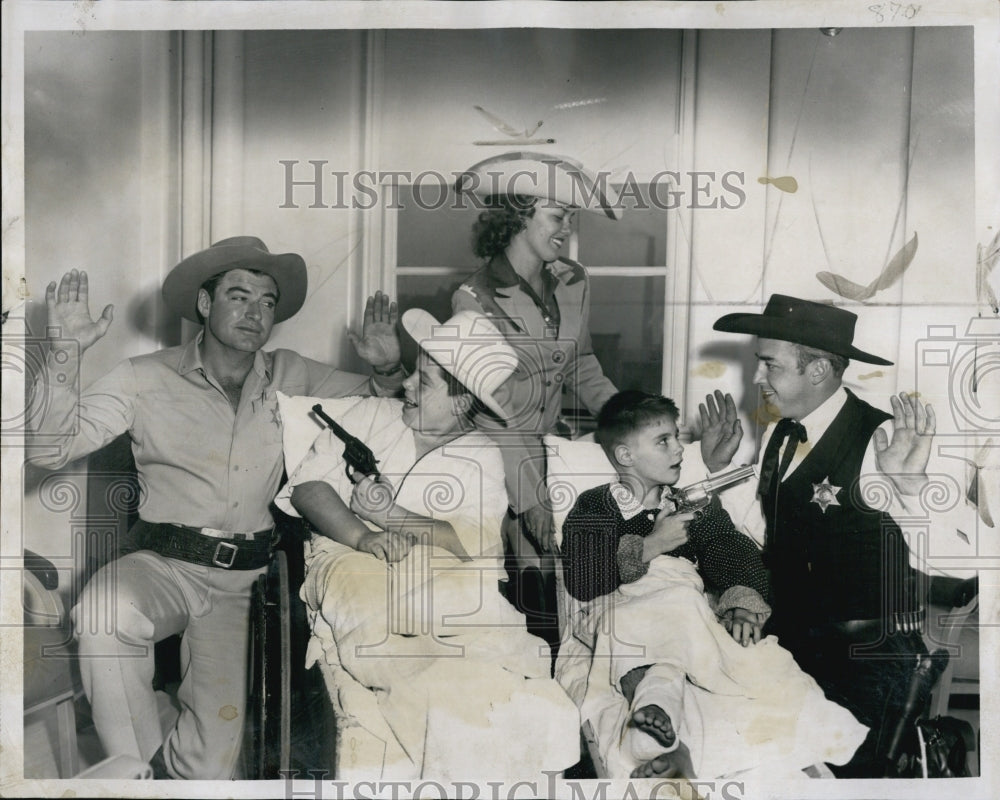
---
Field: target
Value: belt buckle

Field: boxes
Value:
[213,541,239,568]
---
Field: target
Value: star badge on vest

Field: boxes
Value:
[811,476,842,513]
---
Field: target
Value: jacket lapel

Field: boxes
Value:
[494,288,546,338]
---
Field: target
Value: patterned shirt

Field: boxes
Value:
[562,483,770,605]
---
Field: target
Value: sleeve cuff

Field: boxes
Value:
[616,535,649,584]
[715,585,771,621]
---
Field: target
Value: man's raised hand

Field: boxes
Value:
[348,291,401,371]
[699,390,743,473]
[873,392,936,496]
[46,270,114,353]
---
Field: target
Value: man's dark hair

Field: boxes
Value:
[595,390,680,462]
[471,195,538,260]
[196,267,280,324]
[794,344,849,378]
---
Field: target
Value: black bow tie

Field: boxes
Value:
[758,418,807,499]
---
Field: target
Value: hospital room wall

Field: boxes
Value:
[21,31,180,590]
[685,27,979,464]
[18,27,984,580]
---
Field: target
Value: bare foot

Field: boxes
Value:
[631,704,676,748]
[631,752,679,779]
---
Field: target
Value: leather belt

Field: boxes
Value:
[131,520,276,570]
[818,608,926,637]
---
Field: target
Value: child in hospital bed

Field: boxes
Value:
[273,309,579,781]
[561,390,868,779]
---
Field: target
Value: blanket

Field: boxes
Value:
[276,395,580,780]
[558,556,870,779]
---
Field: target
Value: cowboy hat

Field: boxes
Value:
[401,308,518,422]
[455,152,622,220]
[162,236,307,323]
[713,294,893,365]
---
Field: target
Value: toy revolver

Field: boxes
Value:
[672,464,757,516]
[311,404,381,484]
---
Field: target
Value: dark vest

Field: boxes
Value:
[762,390,920,630]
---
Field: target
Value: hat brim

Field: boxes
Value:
[456,151,622,221]
[402,308,512,421]
[713,313,893,365]
[162,245,307,323]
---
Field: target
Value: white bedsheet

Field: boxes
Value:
[556,556,870,779]
[278,395,580,780]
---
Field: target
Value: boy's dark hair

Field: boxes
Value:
[595,390,680,462]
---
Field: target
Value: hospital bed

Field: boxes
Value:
[260,394,580,782]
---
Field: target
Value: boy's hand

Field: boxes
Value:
[351,474,396,527]
[643,510,696,561]
[723,608,764,647]
[358,530,416,562]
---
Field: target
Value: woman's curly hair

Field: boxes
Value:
[471,195,538,260]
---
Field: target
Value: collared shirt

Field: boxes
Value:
[607,481,674,520]
[484,254,562,333]
[719,386,978,575]
[29,333,388,532]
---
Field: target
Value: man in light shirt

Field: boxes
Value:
[28,237,404,778]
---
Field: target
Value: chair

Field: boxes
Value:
[927,576,979,718]
[926,575,979,776]
[23,549,83,778]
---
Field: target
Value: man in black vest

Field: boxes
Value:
[701,294,937,777]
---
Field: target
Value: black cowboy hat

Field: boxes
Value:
[162,236,307,324]
[713,294,893,365]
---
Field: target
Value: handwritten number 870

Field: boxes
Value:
[869,3,921,23]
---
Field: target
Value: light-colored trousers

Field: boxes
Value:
[71,550,265,779]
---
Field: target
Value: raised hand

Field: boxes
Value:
[348,291,401,371]
[46,270,114,353]
[699,390,743,473]
[873,392,936,496]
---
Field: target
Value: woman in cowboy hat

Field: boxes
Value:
[275,308,579,779]
[451,152,622,647]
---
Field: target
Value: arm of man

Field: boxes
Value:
[304,291,406,399]
[28,271,134,468]
[864,393,979,574]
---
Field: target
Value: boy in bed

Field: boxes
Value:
[561,390,868,779]
[273,308,578,781]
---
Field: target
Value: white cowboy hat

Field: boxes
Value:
[455,151,623,220]
[162,236,307,323]
[401,308,518,422]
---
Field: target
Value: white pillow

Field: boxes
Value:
[276,392,370,476]
[544,434,710,548]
